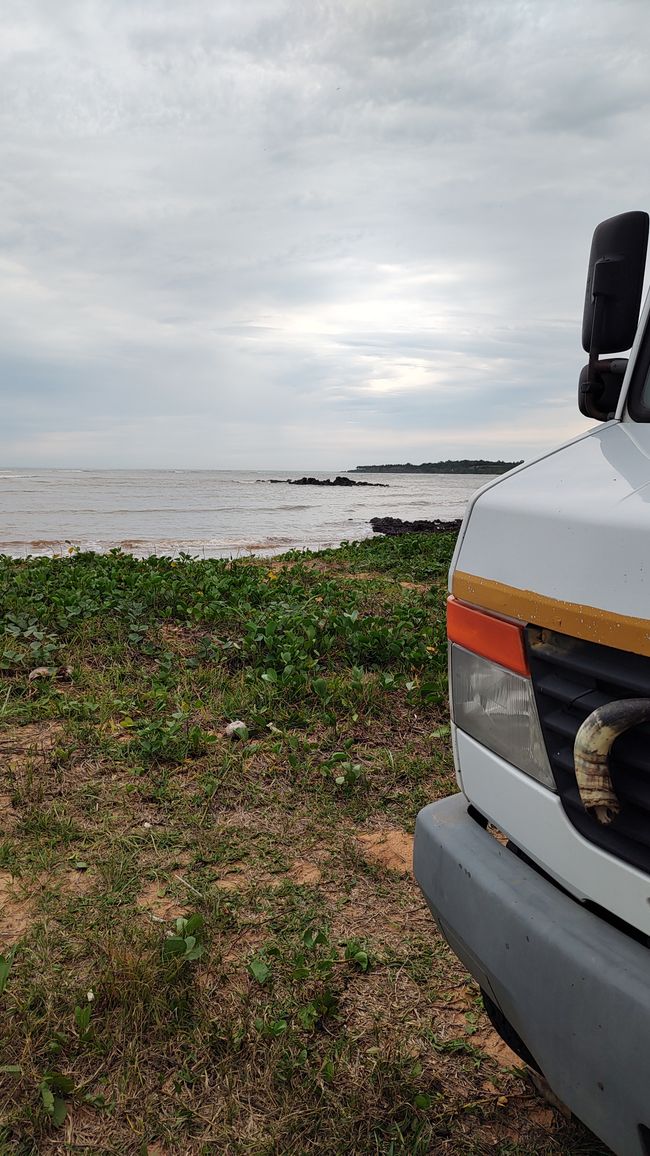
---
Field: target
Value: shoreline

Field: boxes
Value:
[0,532,376,561]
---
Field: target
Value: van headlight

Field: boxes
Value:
[450,643,555,789]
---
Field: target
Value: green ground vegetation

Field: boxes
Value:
[0,535,606,1154]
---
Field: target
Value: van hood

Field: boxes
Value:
[453,422,650,634]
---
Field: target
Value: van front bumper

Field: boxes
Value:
[414,793,650,1156]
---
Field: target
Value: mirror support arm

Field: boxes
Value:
[588,292,605,376]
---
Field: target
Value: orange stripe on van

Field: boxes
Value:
[452,571,650,658]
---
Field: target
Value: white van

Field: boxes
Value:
[414,211,650,1156]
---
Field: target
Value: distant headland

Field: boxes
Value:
[352,459,522,475]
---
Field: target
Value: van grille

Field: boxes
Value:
[526,626,650,874]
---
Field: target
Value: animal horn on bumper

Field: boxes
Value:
[574,698,650,824]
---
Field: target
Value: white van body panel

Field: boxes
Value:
[454,421,650,622]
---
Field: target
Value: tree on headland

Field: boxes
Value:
[352,459,523,475]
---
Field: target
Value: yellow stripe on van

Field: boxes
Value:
[452,571,650,658]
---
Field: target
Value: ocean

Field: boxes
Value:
[0,469,494,559]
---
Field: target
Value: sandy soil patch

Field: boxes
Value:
[213,858,322,891]
[0,793,18,831]
[61,867,97,896]
[527,1103,559,1129]
[356,829,413,875]
[0,871,34,946]
[136,882,187,921]
[438,1005,523,1070]
[221,925,269,964]
[287,859,322,885]
[0,721,63,768]
[479,1028,525,1068]
[338,571,384,582]
[0,864,99,946]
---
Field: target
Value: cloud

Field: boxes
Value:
[0,0,648,466]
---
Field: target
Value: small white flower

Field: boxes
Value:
[86,990,94,1002]
[143,821,152,829]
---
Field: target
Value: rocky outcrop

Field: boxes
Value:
[267,476,389,488]
[370,516,462,535]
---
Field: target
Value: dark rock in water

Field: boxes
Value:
[267,476,389,488]
[370,516,462,536]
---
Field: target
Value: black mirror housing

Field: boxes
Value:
[582,211,649,355]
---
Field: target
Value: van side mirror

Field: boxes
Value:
[578,358,629,420]
[582,212,648,355]
[579,211,649,420]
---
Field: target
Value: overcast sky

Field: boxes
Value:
[1,0,649,469]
